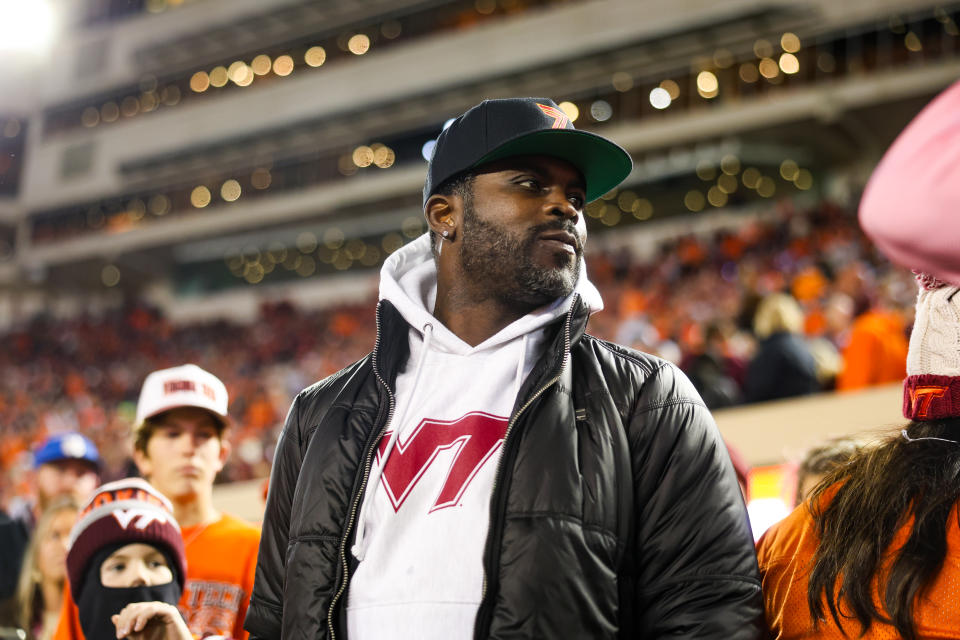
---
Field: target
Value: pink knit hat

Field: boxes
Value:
[902,273,960,421]
[66,478,186,597]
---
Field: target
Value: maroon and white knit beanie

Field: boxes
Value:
[66,478,186,597]
[902,273,960,420]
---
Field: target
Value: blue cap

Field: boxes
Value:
[34,433,101,470]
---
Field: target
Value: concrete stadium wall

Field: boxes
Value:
[715,383,903,465]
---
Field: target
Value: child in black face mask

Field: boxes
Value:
[65,479,194,640]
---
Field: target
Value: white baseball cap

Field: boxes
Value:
[134,364,229,428]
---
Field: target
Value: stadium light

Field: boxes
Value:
[421,139,436,162]
[649,87,671,110]
[0,0,57,55]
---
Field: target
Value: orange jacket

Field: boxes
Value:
[836,310,907,391]
[757,492,960,638]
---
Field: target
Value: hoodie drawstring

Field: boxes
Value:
[352,323,435,561]
[513,333,528,401]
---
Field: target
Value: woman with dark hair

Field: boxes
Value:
[758,77,960,640]
[757,275,960,639]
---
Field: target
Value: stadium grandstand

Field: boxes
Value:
[1,0,958,532]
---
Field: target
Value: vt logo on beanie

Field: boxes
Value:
[113,507,174,530]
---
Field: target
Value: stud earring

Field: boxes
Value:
[442,230,450,238]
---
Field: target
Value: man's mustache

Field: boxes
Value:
[528,220,585,254]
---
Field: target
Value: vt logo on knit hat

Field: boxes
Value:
[902,273,960,420]
[422,97,633,207]
[112,506,172,530]
[66,478,187,598]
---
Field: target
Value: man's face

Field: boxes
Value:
[35,459,99,510]
[133,407,228,502]
[457,155,587,307]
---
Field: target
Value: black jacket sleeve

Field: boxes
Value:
[245,393,305,639]
[630,362,764,638]
[0,511,28,600]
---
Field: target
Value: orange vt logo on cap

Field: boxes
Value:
[537,103,569,129]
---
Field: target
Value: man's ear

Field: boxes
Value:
[132,448,152,480]
[424,193,459,241]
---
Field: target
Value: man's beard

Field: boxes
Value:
[458,198,583,308]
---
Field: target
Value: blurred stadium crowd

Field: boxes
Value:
[0,193,916,510]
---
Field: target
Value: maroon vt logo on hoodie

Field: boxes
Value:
[376,411,508,513]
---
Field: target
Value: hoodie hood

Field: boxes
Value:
[378,233,603,348]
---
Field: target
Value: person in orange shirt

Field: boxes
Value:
[835,302,908,391]
[757,274,960,639]
[54,364,260,640]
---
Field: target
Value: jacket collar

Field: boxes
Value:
[373,301,411,391]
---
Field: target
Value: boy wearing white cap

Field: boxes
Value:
[54,364,260,640]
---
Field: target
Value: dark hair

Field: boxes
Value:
[807,417,960,639]
[428,171,474,258]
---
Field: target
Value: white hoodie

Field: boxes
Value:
[346,233,603,639]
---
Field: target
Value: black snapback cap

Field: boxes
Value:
[423,97,633,207]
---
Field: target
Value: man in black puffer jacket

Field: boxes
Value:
[246,98,763,640]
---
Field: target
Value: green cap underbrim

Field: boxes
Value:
[475,129,633,203]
